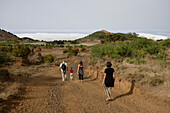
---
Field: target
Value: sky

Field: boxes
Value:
[0,0,170,33]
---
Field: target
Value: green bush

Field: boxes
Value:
[105,33,126,42]
[67,48,79,57]
[91,37,168,64]
[0,52,11,64]
[0,46,9,52]
[90,57,97,64]
[63,49,68,53]
[66,44,72,49]
[59,45,64,48]
[81,48,86,52]
[44,54,54,63]
[161,38,170,47]
[12,44,31,58]
[126,58,135,64]
[156,50,167,61]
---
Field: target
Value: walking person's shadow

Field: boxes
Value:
[109,80,136,101]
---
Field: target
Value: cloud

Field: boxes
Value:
[138,33,169,40]
[16,33,88,41]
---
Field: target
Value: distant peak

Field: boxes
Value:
[100,30,111,34]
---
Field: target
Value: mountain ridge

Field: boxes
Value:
[0,29,19,40]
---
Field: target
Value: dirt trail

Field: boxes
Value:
[5,53,170,113]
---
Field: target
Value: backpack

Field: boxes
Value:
[61,63,66,70]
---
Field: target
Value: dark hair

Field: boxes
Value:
[80,61,83,66]
[107,62,112,68]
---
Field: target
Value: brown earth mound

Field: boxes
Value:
[0,29,19,40]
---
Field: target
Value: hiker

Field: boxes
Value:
[77,61,84,82]
[69,67,74,80]
[59,61,68,81]
[102,62,116,101]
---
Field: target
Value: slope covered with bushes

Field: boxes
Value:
[91,37,170,64]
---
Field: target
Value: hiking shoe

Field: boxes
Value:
[106,98,111,101]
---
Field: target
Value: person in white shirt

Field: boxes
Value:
[59,61,68,81]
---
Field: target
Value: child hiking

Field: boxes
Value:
[59,61,68,81]
[102,62,116,101]
[69,67,74,80]
[77,61,84,82]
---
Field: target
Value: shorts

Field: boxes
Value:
[70,73,73,79]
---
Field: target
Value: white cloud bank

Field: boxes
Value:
[16,33,88,41]
[138,33,169,40]
[16,32,169,41]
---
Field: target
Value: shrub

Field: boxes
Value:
[70,40,78,44]
[0,52,10,64]
[67,48,79,57]
[44,54,54,63]
[90,57,97,64]
[0,46,9,52]
[59,45,64,48]
[71,49,79,56]
[91,37,167,64]
[105,33,125,42]
[161,38,170,47]
[156,50,168,61]
[149,75,164,86]
[63,49,68,53]
[81,48,86,52]
[12,44,31,58]
[126,73,145,82]
[66,44,72,49]
[126,58,135,64]
[0,51,12,64]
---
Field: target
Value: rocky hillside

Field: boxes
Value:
[0,29,19,40]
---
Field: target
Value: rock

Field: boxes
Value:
[34,48,41,52]
[28,52,43,65]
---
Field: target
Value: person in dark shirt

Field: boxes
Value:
[77,61,84,82]
[102,62,116,101]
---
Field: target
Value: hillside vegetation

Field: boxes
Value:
[76,30,110,42]
[90,31,170,91]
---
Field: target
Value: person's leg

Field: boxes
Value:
[82,74,84,80]
[104,86,111,100]
[107,87,112,99]
[80,74,83,82]
[61,70,65,81]
[64,72,67,80]
[79,73,81,80]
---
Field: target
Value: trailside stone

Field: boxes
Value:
[28,52,43,65]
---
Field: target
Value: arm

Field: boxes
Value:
[113,72,116,79]
[102,73,106,86]
[77,65,79,74]
[59,63,61,71]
